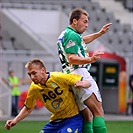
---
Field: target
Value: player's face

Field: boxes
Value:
[74,14,89,34]
[27,64,47,84]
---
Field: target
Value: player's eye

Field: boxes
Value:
[32,72,36,75]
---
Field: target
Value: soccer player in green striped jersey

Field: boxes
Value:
[57,8,112,133]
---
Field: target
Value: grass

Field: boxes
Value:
[0,120,132,133]
[105,121,133,133]
[0,121,47,133]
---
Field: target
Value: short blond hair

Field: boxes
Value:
[25,58,46,71]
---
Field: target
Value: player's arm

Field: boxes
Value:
[66,51,104,65]
[83,23,112,44]
[5,106,33,130]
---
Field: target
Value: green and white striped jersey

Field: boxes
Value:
[57,26,91,74]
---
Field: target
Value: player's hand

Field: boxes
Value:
[99,23,112,34]
[5,119,17,130]
[74,80,91,89]
[74,81,84,88]
[91,51,104,63]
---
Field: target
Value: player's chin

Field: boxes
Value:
[33,80,38,84]
[83,28,87,32]
[80,29,86,34]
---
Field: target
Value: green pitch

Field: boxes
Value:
[0,121,132,133]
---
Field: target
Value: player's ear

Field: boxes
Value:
[73,19,77,25]
[42,67,46,73]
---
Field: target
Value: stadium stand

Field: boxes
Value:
[0,0,132,76]
[0,0,132,79]
[115,0,133,12]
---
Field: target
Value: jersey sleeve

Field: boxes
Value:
[64,32,81,54]
[67,73,83,84]
[24,84,37,109]
[58,72,83,85]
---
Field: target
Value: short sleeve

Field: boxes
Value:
[58,72,82,85]
[24,85,37,109]
[64,32,81,54]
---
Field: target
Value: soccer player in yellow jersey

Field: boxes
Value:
[5,58,91,133]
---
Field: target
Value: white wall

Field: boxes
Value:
[8,9,69,35]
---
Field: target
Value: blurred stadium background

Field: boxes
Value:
[0,0,132,118]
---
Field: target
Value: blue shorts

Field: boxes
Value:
[39,114,83,133]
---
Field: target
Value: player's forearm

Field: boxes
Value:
[14,106,33,123]
[67,54,92,65]
[83,31,102,44]
[83,23,112,44]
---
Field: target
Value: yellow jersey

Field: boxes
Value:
[24,72,82,121]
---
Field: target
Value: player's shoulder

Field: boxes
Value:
[30,82,40,88]
[51,71,82,79]
[68,73,82,79]
[50,71,65,77]
[49,72,68,82]
[66,27,79,37]
[51,72,75,80]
